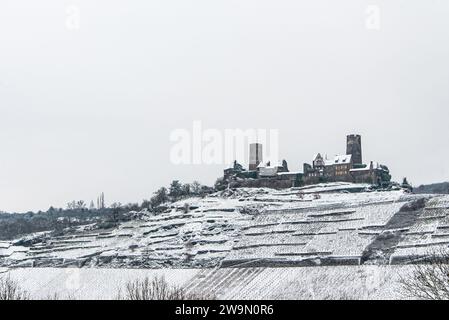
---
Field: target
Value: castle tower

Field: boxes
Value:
[346,134,362,165]
[249,143,263,171]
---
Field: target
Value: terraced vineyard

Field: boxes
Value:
[1,182,449,270]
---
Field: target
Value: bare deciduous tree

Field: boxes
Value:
[191,181,202,195]
[0,276,30,300]
[118,276,213,300]
[400,249,449,300]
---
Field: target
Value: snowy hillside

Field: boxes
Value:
[1,182,449,270]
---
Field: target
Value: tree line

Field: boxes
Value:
[142,180,213,210]
[0,180,213,240]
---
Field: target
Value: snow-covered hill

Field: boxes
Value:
[1,182,449,269]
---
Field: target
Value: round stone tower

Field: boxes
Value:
[346,134,362,165]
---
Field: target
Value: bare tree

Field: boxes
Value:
[0,276,30,300]
[191,181,202,195]
[400,249,449,300]
[110,202,122,223]
[66,201,75,210]
[67,200,87,210]
[118,276,213,300]
[76,200,86,210]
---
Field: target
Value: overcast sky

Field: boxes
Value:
[1,0,448,212]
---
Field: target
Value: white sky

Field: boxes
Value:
[1,0,448,212]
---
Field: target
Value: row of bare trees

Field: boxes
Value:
[117,276,211,300]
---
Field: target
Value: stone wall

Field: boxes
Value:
[229,178,295,189]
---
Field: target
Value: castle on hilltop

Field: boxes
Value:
[216,134,391,190]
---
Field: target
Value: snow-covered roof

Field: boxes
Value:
[259,167,278,177]
[224,161,245,171]
[349,167,369,172]
[225,162,235,170]
[349,161,384,172]
[257,160,283,169]
[325,154,352,166]
[277,171,301,176]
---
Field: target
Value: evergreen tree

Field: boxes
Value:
[182,184,191,196]
[150,187,169,208]
[402,177,413,192]
[169,180,183,200]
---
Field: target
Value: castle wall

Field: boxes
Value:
[229,178,296,189]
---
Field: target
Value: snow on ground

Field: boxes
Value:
[222,189,414,266]
[3,183,449,300]
[0,205,253,269]
[1,183,449,269]
[2,265,411,300]
[390,195,449,262]
[2,267,199,300]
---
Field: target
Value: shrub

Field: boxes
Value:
[0,276,30,300]
[400,249,449,300]
[118,276,213,300]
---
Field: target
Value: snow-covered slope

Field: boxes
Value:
[1,183,449,269]
[3,265,411,300]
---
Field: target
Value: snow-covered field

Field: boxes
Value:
[2,265,411,300]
